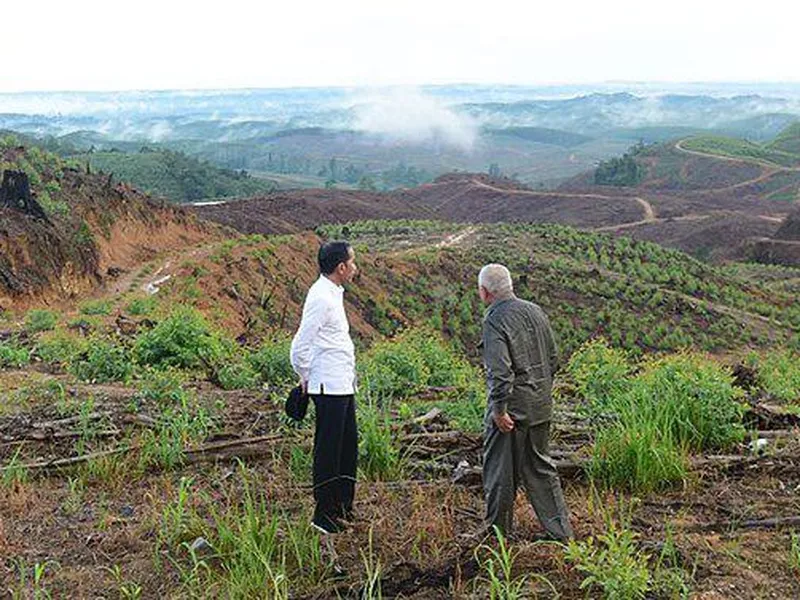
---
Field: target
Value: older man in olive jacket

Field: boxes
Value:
[478,263,573,540]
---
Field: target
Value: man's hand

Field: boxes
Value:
[300,380,308,395]
[493,411,515,433]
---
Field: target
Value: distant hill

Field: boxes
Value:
[73,148,277,202]
[484,126,592,147]
[680,134,800,168]
[768,121,800,155]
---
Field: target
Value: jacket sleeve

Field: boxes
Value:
[482,318,513,416]
[290,293,328,382]
[542,311,560,375]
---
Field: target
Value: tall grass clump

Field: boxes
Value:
[585,350,745,493]
[632,353,745,452]
[589,416,689,493]
[358,402,402,481]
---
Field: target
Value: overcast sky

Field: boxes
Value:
[5,0,799,92]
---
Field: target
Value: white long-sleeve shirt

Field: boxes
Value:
[290,275,356,395]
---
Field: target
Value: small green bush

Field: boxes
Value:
[746,349,800,403]
[126,296,158,316]
[34,329,88,367]
[133,308,226,371]
[0,340,30,369]
[564,521,651,600]
[216,358,260,391]
[79,299,112,316]
[70,338,134,383]
[358,329,473,403]
[566,338,633,415]
[248,338,295,387]
[25,309,58,333]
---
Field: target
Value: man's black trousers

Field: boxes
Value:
[311,394,357,532]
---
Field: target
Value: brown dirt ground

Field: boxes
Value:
[1,370,799,599]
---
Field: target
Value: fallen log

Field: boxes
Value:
[0,433,287,472]
[32,412,112,429]
[687,515,800,532]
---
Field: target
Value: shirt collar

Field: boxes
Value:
[318,274,344,295]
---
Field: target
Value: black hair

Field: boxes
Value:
[318,241,352,275]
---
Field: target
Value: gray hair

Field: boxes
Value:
[478,263,513,297]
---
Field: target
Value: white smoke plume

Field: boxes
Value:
[352,87,478,151]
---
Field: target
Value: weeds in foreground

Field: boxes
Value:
[162,463,328,598]
[475,527,531,600]
[358,402,403,481]
[565,496,649,600]
[564,525,650,600]
[361,527,383,600]
[106,564,143,600]
[790,532,800,575]
[2,446,30,489]
[8,559,59,600]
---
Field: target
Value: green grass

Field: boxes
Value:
[570,344,745,493]
[682,136,800,168]
[768,121,800,155]
[745,349,800,403]
[76,148,276,202]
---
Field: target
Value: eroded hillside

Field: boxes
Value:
[0,141,223,311]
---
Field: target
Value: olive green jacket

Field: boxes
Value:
[481,296,559,426]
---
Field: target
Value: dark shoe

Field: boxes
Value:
[311,515,342,535]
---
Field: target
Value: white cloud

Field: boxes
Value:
[352,88,477,151]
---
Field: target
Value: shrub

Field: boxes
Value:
[746,349,800,403]
[0,340,29,369]
[79,299,112,316]
[125,295,158,316]
[25,309,58,333]
[566,338,633,415]
[133,308,226,371]
[357,328,473,403]
[70,338,134,383]
[216,358,260,391]
[248,338,295,387]
[564,521,651,600]
[34,329,88,368]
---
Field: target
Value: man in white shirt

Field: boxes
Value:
[290,241,358,535]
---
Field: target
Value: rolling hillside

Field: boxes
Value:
[0,140,223,309]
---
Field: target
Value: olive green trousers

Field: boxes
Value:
[483,420,573,540]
